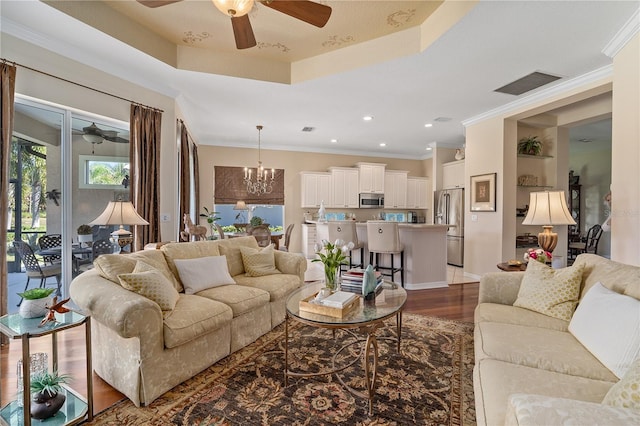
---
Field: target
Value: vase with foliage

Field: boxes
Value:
[517,136,543,156]
[30,371,71,420]
[199,207,221,240]
[18,288,55,319]
[312,239,354,291]
[77,224,93,245]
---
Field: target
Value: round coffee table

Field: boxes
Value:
[284,281,407,415]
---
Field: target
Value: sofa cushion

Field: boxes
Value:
[505,394,640,426]
[569,282,640,379]
[474,303,569,332]
[160,241,222,292]
[173,255,236,294]
[474,322,618,382]
[217,236,260,277]
[474,358,615,426]
[602,357,640,409]
[94,250,180,291]
[513,260,584,321]
[574,253,640,300]
[162,294,232,349]
[117,261,180,311]
[233,273,300,302]
[196,285,270,318]
[240,245,281,277]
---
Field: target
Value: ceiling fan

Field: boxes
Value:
[75,122,129,153]
[137,0,332,49]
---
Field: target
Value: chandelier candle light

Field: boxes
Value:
[522,190,576,253]
[244,125,275,195]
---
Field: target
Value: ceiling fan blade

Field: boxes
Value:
[231,15,257,49]
[261,1,331,28]
[137,0,182,8]
[83,122,104,136]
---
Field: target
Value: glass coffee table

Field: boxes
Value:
[284,281,407,415]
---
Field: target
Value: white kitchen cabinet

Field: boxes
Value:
[300,172,331,208]
[356,162,385,194]
[407,177,429,209]
[301,223,317,259]
[442,160,465,189]
[329,167,359,208]
[384,170,408,209]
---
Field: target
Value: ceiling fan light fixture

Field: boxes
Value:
[212,0,254,17]
[82,133,103,144]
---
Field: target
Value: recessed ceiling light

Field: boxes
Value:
[426,147,432,151]
[330,139,338,143]
[363,116,373,121]
[424,123,433,128]
[379,143,386,147]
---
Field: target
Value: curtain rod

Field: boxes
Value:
[1,58,164,113]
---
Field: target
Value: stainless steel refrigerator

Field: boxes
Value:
[434,188,464,266]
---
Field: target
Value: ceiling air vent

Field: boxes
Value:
[301,127,315,132]
[495,71,562,96]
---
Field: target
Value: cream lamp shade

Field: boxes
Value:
[234,201,248,210]
[89,201,149,252]
[522,191,576,253]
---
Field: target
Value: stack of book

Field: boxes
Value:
[340,268,383,294]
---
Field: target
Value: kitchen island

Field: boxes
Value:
[314,221,449,290]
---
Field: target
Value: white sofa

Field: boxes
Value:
[70,236,307,407]
[473,253,640,425]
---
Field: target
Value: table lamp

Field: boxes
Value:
[522,191,576,253]
[89,201,149,253]
[234,200,248,223]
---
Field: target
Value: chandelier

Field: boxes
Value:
[244,125,275,195]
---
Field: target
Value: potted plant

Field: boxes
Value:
[199,207,221,239]
[77,224,93,245]
[17,288,55,319]
[517,136,543,156]
[30,371,71,420]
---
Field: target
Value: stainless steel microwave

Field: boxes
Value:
[359,193,384,208]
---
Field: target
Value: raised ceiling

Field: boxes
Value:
[1,1,637,158]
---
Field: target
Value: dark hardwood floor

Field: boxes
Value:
[1,282,479,414]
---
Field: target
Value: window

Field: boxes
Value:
[213,204,284,230]
[78,155,129,189]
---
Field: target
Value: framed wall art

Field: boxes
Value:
[470,173,496,212]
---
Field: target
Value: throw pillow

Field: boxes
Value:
[118,262,180,311]
[173,255,236,295]
[603,357,640,409]
[569,282,640,378]
[240,244,281,277]
[513,260,584,321]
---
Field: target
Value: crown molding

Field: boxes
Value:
[461,65,613,128]
[602,7,640,58]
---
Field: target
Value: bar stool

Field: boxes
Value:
[366,221,404,287]
[328,221,364,271]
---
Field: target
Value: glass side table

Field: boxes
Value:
[0,312,93,426]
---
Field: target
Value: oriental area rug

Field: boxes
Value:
[88,315,475,425]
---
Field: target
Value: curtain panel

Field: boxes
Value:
[130,104,162,250]
[214,166,284,205]
[178,120,190,241]
[192,142,200,223]
[0,62,16,341]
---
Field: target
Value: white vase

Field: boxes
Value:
[19,297,52,319]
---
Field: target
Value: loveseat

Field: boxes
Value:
[474,253,640,425]
[70,236,307,406]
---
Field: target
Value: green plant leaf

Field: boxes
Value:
[18,288,55,300]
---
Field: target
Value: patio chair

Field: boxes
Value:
[37,234,62,265]
[13,241,62,306]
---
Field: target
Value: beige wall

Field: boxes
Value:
[196,146,430,252]
[611,33,640,264]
